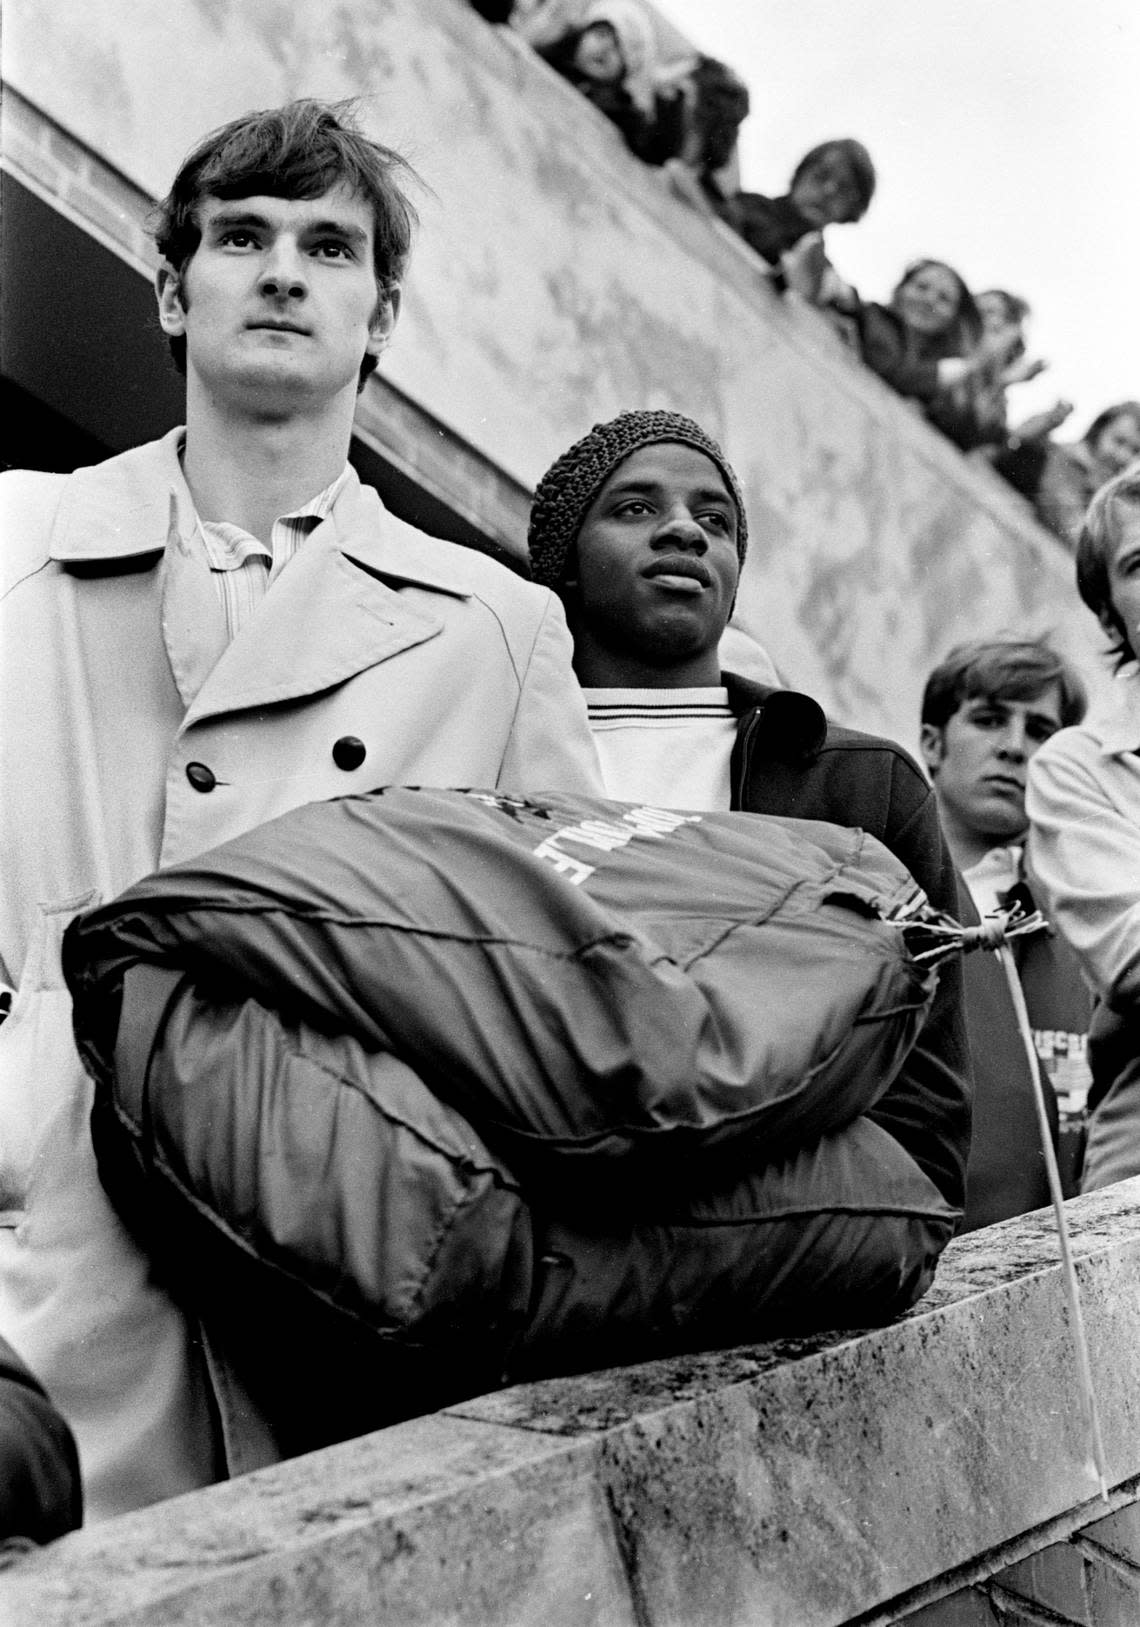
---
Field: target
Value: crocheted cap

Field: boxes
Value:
[528,409,749,592]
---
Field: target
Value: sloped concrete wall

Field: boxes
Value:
[3,1181,1140,1626]
[2,0,1109,744]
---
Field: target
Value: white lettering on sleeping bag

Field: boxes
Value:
[533,806,702,886]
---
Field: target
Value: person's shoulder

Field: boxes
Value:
[362,500,559,619]
[1028,719,1114,803]
[813,722,937,829]
[727,675,927,781]
[0,464,72,516]
[0,466,71,596]
[1030,721,1097,768]
[820,719,928,778]
[1,435,181,598]
[1038,671,1140,772]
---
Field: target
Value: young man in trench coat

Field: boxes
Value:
[0,100,601,1520]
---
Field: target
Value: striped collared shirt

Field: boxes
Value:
[192,465,352,643]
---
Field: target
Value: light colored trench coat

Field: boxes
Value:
[0,429,601,1520]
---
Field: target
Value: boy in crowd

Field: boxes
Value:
[527,408,971,1224]
[920,641,1092,1214]
[730,137,875,277]
[0,100,600,1518]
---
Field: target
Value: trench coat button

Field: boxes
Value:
[185,762,217,793]
[332,736,367,771]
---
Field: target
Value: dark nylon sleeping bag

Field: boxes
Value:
[62,788,956,1443]
[66,787,937,1192]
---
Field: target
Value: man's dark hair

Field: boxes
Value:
[921,638,1087,731]
[152,99,418,386]
[790,138,876,223]
[1077,468,1140,670]
[688,56,751,174]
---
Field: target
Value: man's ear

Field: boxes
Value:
[366,284,402,360]
[155,263,188,336]
[919,722,944,777]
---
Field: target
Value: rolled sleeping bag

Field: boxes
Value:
[65,786,939,1198]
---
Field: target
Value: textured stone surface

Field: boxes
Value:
[4,1183,1140,1627]
[0,1413,632,1627]
[3,0,1107,741]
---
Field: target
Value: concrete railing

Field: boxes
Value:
[5,1180,1140,1627]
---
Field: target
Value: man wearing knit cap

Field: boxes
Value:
[529,409,973,1216]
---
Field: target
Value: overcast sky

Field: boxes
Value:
[655,0,1138,437]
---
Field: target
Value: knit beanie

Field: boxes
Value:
[528,409,749,592]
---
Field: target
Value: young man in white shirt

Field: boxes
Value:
[1028,469,1140,1191]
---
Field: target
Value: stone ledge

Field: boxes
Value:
[4,1180,1140,1627]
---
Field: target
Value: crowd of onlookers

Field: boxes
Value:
[2,49,1138,1566]
[468,0,1140,553]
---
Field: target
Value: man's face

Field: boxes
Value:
[569,443,740,682]
[1106,505,1140,664]
[921,685,1067,854]
[156,184,396,410]
[790,153,861,227]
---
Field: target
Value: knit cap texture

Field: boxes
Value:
[527,410,748,591]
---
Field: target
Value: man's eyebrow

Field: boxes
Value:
[604,477,733,505]
[203,208,273,232]
[303,218,370,248]
[202,209,369,249]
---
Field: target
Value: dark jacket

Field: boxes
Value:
[725,674,973,1214]
[0,1335,82,1545]
[728,192,816,266]
[965,862,1093,1215]
[1081,1001,1140,1192]
[841,303,990,451]
[957,875,1063,1230]
[536,35,677,165]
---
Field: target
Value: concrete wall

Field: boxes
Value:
[4,1180,1140,1626]
[1,0,1111,745]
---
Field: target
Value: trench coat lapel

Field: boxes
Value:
[180,484,459,729]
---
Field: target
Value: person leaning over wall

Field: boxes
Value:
[919,639,1092,1213]
[527,407,973,1220]
[0,97,601,1522]
[815,258,1023,452]
[1030,403,1140,553]
[728,137,876,272]
[1027,469,1140,1192]
[526,0,682,165]
[659,54,751,219]
[954,289,1076,491]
